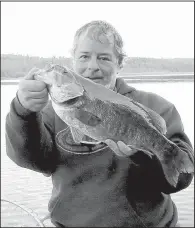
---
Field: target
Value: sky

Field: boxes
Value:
[1,2,194,58]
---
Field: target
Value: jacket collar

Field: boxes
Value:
[113,77,136,95]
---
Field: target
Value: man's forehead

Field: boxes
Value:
[76,32,115,54]
[76,43,114,56]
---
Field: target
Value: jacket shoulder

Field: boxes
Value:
[130,89,174,117]
[128,89,186,139]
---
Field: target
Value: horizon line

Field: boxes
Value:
[1,53,194,60]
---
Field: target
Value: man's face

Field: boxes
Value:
[73,31,120,90]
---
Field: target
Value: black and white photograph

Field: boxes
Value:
[1,2,194,227]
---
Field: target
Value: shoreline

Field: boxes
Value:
[1,73,194,85]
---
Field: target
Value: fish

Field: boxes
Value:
[34,64,194,187]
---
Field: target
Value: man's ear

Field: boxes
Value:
[117,61,122,74]
[116,66,121,75]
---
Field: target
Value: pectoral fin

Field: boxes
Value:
[75,110,102,127]
[81,134,101,145]
[70,126,85,143]
[70,126,101,145]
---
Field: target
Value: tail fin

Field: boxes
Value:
[161,144,194,187]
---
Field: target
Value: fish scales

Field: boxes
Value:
[73,98,142,145]
[91,99,124,139]
[34,64,194,188]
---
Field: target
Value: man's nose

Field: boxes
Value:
[87,57,100,71]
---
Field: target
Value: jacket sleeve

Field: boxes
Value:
[5,94,57,175]
[129,92,194,195]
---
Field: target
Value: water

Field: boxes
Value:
[1,82,194,227]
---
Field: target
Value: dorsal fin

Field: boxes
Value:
[146,108,167,135]
[133,101,167,135]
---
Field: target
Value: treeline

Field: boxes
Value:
[1,54,194,79]
[1,54,72,79]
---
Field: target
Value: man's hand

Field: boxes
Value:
[17,68,49,112]
[105,139,153,158]
[105,140,137,157]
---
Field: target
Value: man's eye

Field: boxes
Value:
[80,55,89,59]
[99,57,110,61]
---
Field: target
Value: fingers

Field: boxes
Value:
[105,139,154,165]
[24,67,40,80]
[105,140,128,157]
[25,88,48,99]
[17,67,50,112]
[19,67,47,92]
[17,84,49,112]
[105,140,136,157]
[105,139,123,156]
[23,95,49,112]
[29,89,48,100]
[117,141,137,156]
[19,80,47,92]
[26,95,49,104]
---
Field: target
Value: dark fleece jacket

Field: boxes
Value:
[5,78,194,227]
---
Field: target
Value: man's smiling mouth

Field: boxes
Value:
[88,77,103,81]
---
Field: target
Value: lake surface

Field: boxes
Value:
[1,82,194,227]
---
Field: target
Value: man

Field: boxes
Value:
[6,20,194,227]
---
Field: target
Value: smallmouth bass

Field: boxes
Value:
[34,64,194,187]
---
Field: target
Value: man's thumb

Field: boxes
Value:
[24,67,40,80]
